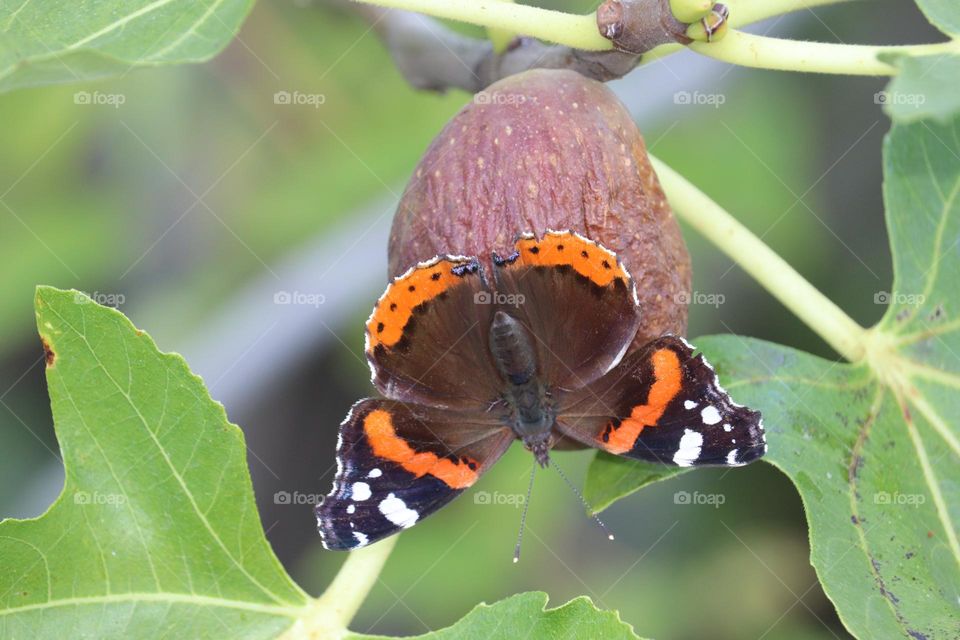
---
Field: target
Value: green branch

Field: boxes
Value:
[353,0,955,76]
[631,0,860,63]
[689,30,960,75]
[651,156,868,362]
[351,0,609,50]
[286,536,399,639]
[724,0,859,25]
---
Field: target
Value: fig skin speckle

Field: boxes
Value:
[388,69,691,348]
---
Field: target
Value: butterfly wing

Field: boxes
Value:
[316,398,513,549]
[491,230,641,391]
[366,256,502,410]
[555,336,766,466]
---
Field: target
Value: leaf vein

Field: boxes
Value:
[901,394,960,569]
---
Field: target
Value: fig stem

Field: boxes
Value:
[651,156,868,363]
[486,0,518,54]
[669,0,713,24]
[292,535,399,638]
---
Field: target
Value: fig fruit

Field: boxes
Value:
[388,68,691,347]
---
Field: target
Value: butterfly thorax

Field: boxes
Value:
[489,311,555,466]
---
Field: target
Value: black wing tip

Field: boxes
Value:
[728,407,767,465]
[317,503,378,551]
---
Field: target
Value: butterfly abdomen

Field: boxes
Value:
[489,310,537,386]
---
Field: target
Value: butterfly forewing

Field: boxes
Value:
[317,398,513,550]
[491,230,641,390]
[366,256,503,411]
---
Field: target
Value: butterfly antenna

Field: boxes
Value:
[551,459,615,541]
[513,463,537,564]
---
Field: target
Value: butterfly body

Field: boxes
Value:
[317,230,766,550]
[488,310,556,465]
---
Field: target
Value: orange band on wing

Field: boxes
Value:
[366,257,479,351]
[514,231,629,288]
[603,348,682,454]
[363,409,480,489]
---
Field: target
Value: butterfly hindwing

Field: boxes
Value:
[316,398,513,549]
[366,256,502,410]
[556,336,766,466]
[492,230,641,390]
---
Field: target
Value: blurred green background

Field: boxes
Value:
[0,1,943,638]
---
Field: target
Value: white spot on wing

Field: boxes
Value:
[368,468,382,478]
[701,406,722,425]
[379,493,419,528]
[684,400,697,410]
[673,429,703,467]
[726,449,739,465]
[353,531,369,546]
[346,504,355,514]
[351,482,372,501]
[723,423,733,432]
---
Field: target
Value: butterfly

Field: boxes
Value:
[316,230,766,549]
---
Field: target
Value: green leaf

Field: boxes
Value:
[0,287,308,637]
[349,592,643,640]
[881,53,960,123]
[584,455,681,513]
[0,0,253,92]
[913,0,960,36]
[584,115,960,638]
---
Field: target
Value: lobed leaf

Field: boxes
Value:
[0,287,308,638]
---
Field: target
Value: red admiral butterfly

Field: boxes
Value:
[317,230,766,550]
